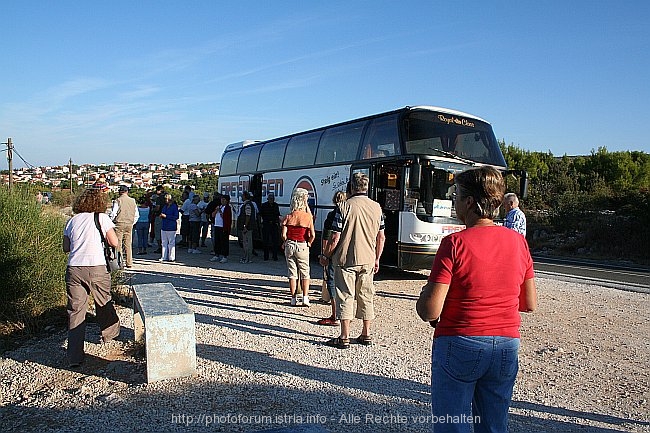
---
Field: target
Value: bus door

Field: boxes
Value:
[249,174,263,242]
[250,174,263,208]
[372,163,401,267]
[349,163,399,267]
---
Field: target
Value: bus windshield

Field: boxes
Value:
[409,163,459,222]
[404,110,506,167]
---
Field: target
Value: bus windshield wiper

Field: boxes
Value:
[427,148,476,166]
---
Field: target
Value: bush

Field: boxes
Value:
[0,186,69,335]
[527,189,650,265]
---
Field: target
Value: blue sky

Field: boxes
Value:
[2,1,649,168]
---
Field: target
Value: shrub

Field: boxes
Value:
[0,186,69,335]
[527,189,650,265]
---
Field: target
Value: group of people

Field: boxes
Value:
[105,185,234,265]
[62,167,536,433]
[277,173,386,350]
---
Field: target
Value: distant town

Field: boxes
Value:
[0,162,221,192]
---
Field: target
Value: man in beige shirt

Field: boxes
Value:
[109,186,139,268]
[320,172,385,349]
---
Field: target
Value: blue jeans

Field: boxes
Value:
[431,336,520,433]
[135,221,149,249]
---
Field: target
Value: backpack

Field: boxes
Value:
[236,201,257,231]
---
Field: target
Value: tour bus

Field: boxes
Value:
[218,106,527,270]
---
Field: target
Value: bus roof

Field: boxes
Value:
[222,106,492,153]
[223,140,261,153]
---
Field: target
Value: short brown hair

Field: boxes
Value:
[350,172,369,193]
[72,188,109,214]
[455,166,505,219]
[332,190,346,205]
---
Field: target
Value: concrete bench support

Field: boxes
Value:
[133,283,196,383]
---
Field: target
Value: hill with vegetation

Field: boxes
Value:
[500,144,649,265]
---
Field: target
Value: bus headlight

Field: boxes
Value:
[409,233,443,243]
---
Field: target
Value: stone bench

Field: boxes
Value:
[133,283,197,383]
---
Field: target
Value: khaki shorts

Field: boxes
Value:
[284,240,310,280]
[334,264,376,320]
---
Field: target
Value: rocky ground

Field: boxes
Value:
[1,247,649,432]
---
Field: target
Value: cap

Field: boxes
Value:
[91,180,110,192]
[118,185,129,193]
[203,192,210,198]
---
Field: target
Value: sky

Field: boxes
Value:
[1,0,649,169]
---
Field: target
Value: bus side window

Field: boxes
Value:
[237,145,262,174]
[258,139,288,171]
[284,131,321,168]
[316,121,366,164]
[361,115,401,159]
[220,150,241,176]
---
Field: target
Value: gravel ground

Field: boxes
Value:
[1,245,649,433]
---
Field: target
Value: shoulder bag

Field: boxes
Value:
[94,212,122,272]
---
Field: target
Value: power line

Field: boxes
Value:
[12,147,37,169]
[2,139,37,169]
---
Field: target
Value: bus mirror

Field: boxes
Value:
[410,161,421,189]
[520,171,529,199]
[503,169,528,199]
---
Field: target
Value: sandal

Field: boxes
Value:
[326,337,350,349]
[356,335,373,346]
[317,317,339,326]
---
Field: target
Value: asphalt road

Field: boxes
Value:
[377,256,649,295]
[532,256,650,293]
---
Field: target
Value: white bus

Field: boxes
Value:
[218,106,526,270]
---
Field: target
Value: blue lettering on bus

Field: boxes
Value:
[261,178,284,198]
[221,178,284,199]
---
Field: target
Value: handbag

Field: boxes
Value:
[321,263,331,302]
[94,212,122,272]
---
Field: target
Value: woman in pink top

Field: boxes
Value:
[417,166,537,433]
[281,188,315,307]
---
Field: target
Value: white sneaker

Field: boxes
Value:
[219,257,228,263]
[303,296,310,307]
[290,297,297,306]
[193,249,201,254]
[158,258,164,263]
[188,248,192,254]
[210,256,219,262]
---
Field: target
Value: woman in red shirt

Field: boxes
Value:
[417,166,537,433]
[281,188,315,307]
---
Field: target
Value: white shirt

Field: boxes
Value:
[213,205,225,228]
[198,200,209,222]
[180,198,192,215]
[64,213,115,267]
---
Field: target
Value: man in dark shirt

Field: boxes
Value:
[260,193,281,261]
[204,192,222,224]
[203,191,223,251]
[153,185,166,253]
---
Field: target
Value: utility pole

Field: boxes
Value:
[69,158,73,193]
[7,138,13,191]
